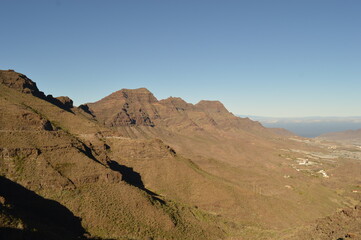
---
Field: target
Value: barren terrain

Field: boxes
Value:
[0,70,360,240]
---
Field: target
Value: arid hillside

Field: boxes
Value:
[0,70,225,240]
[319,129,361,145]
[86,82,361,236]
[1,70,360,240]
[282,205,361,240]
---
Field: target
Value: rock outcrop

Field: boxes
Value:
[195,100,230,114]
[0,70,74,111]
[87,88,158,127]
[86,87,264,133]
[54,96,74,109]
[0,70,46,99]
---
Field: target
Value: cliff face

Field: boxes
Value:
[195,100,230,114]
[0,70,74,111]
[85,87,275,169]
[87,88,158,127]
[0,70,45,98]
[86,87,265,133]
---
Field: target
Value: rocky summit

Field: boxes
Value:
[1,70,360,240]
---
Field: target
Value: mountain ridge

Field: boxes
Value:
[86,87,266,133]
[1,69,360,240]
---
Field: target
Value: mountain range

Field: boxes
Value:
[0,69,360,240]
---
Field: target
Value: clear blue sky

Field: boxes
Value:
[1,0,360,117]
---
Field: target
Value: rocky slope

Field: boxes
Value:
[0,70,224,240]
[86,87,265,132]
[85,85,361,233]
[1,70,360,239]
[284,205,361,240]
[0,176,86,240]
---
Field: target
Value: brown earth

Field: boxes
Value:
[283,205,361,240]
[0,70,224,240]
[1,69,360,239]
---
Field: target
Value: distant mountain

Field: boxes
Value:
[240,115,361,138]
[86,88,266,132]
[318,128,361,144]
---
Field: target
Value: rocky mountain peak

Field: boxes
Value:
[195,100,230,114]
[0,70,74,111]
[159,97,194,111]
[103,88,158,104]
[0,70,46,99]
[122,88,158,103]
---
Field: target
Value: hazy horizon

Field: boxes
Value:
[242,115,361,137]
[239,115,361,121]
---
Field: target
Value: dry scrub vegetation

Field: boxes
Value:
[0,70,360,240]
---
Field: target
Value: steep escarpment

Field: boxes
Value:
[86,87,287,168]
[86,87,264,132]
[86,88,158,127]
[0,70,74,111]
[195,100,230,114]
[0,70,44,98]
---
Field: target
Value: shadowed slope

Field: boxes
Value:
[108,160,144,188]
[0,176,86,240]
